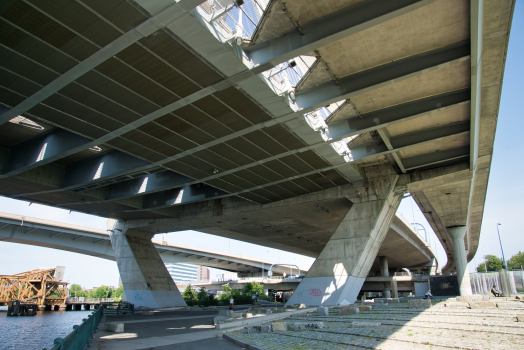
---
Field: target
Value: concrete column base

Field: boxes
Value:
[287,174,400,306]
[391,278,398,298]
[447,226,472,296]
[110,222,186,309]
[287,276,365,306]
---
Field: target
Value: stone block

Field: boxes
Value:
[370,303,388,307]
[106,323,124,333]
[141,311,154,316]
[294,303,306,308]
[516,315,524,322]
[349,322,381,327]
[213,316,231,325]
[468,301,497,309]
[358,305,372,312]
[317,307,329,316]
[338,306,359,315]
[231,312,243,318]
[285,304,295,308]
[290,322,324,330]
[408,300,432,309]
[271,322,287,332]
[242,313,253,318]
[387,299,400,303]
[445,302,469,308]
[497,302,524,309]
[189,306,201,310]
[218,310,232,316]
[247,325,272,333]
[456,295,482,303]
[248,308,259,312]
[482,295,491,301]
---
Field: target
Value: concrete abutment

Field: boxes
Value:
[109,223,186,309]
[286,175,401,306]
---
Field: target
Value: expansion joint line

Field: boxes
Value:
[314,50,340,86]
[275,0,304,35]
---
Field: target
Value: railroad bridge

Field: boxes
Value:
[0,0,514,307]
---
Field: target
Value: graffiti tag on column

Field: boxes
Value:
[308,288,323,297]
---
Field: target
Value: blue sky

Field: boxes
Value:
[0,3,522,288]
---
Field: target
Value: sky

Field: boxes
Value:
[0,3,523,288]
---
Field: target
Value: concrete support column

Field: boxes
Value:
[109,221,186,308]
[287,175,400,306]
[498,269,512,296]
[429,258,438,275]
[379,256,391,298]
[391,277,398,298]
[447,226,472,296]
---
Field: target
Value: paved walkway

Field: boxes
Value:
[91,307,250,350]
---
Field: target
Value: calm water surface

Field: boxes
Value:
[0,306,92,350]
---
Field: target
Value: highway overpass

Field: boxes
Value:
[0,211,435,277]
[0,212,303,275]
[0,0,513,307]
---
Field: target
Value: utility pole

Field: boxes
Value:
[496,223,508,270]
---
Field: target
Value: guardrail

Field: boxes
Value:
[66,297,115,303]
[185,299,254,307]
[44,306,103,350]
[101,301,134,315]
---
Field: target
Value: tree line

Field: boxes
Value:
[476,252,524,272]
[181,282,265,303]
[68,284,123,299]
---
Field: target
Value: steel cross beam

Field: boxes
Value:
[348,121,470,164]
[402,146,470,170]
[56,90,470,208]
[294,41,470,114]
[0,0,438,175]
[5,44,471,199]
[245,0,438,66]
[327,89,471,141]
[0,0,206,125]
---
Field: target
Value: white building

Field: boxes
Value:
[165,263,209,283]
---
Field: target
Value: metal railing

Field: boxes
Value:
[66,297,115,303]
[44,306,103,350]
[101,301,134,315]
[185,298,254,307]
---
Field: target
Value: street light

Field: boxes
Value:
[496,223,508,270]
[411,222,427,242]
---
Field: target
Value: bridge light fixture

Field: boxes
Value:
[288,90,295,100]
[235,37,242,45]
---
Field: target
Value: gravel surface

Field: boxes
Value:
[227,297,524,349]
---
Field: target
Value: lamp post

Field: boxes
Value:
[496,223,508,270]
[412,222,427,242]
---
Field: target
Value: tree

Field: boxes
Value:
[182,284,198,302]
[222,283,231,293]
[508,252,524,270]
[242,282,264,296]
[94,285,112,298]
[69,284,83,297]
[197,286,208,301]
[112,285,124,299]
[476,255,504,272]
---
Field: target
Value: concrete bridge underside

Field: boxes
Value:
[0,0,513,306]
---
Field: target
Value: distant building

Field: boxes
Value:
[165,263,209,283]
[198,266,210,281]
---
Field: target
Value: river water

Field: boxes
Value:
[0,306,93,350]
